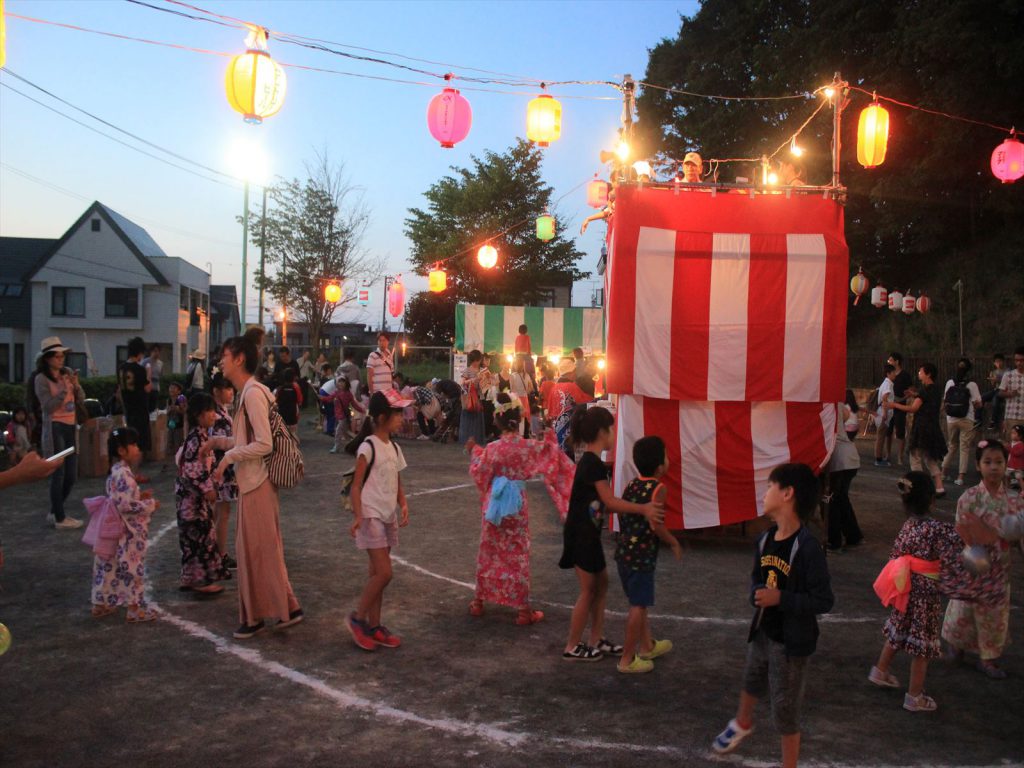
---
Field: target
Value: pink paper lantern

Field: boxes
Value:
[427,77,472,149]
[387,279,405,318]
[991,135,1024,184]
[587,176,609,208]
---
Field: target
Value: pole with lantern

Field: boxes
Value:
[381,275,394,333]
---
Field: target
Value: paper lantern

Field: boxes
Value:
[871,284,888,308]
[857,101,890,169]
[225,28,287,124]
[850,267,869,305]
[902,293,916,315]
[916,293,931,314]
[428,267,447,293]
[324,282,342,303]
[477,244,498,269]
[427,77,472,149]
[587,176,609,208]
[887,290,903,312]
[387,279,405,318]
[536,214,555,242]
[991,135,1024,184]
[526,93,562,147]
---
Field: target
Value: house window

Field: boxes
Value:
[180,343,188,371]
[52,287,85,317]
[0,283,23,297]
[14,343,24,382]
[190,289,201,326]
[0,344,9,382]
[180,285,189,310]
[105,287,139,318]
[116,346,128,366]
[91,219,101,232]
[201,293,209,314]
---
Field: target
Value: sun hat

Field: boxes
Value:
[190,349,207,360]
[38,336,70,356]
[382,388,414,409]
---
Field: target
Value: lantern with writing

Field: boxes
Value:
[477,244,498,269]
[324,282,342,304]
[991,134,1024,184]
[902,292,916,315]
[916,292,931,314]
[428,266,447,293]
[871,284,888,308]
[526,93,562,147]
[427,75,472,149]
[225,28,287,124]
[850,267,869,305]
[587,176,609,208]
[857,101,890,169]
[887,289,903,312]
[536,214,555,242]
[387,278,405,318]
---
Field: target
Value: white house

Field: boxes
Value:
[0,201,235,381]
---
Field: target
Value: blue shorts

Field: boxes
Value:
[617,561,655,607]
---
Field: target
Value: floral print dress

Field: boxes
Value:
[211,403,238,503]
[91,461,156,608]
[942,484,1021,660]
[176,427,228,587]
[468,430,574,608]
[882,516,960,658]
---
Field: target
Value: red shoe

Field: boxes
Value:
[516,609,544,626]
[469,599,484,617]
[345,612,377,651]
[370,625,401,648]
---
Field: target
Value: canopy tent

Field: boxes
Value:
[605,185,847,529]
[455,304,605,356]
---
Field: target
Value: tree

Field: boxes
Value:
[404,291,458,346]
[404,139,587,311]
[635,0,1023,354]
[247,153,382,349]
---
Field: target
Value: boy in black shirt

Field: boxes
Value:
[712,463,833,768]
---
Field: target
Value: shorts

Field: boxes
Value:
[741,630,808,735]
[355,517,398,550]
[616,561,655,607]
[891,410,907,440]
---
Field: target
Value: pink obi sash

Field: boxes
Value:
[82,496,126,560]
[873,555,939,613]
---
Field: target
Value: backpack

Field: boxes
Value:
[340,437,399,511]
[242,389,304,489]
[866,388,880,413]
[944,381,971,418]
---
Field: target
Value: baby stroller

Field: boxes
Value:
[432,395,460,443]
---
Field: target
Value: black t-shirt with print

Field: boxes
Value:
[758,530,798,643]
[893,370,913,400]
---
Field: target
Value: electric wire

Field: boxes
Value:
[848,85,1013,135]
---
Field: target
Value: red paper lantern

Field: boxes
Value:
[587,175,609,208]
[916,293,931,314]
[426,76,472,149]
[871,284,888,308]
[991,135,1024,184]
[387,279,405,318]
[850,267,869,305]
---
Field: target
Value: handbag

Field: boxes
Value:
[461,378,482,413]
[243,390,304,489]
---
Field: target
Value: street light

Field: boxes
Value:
[227,135,270,327]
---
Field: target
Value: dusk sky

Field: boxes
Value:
[0,0,699,327]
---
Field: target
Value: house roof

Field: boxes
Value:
[24,201,170,286]
[209,284,239,320]
[0,238,51,330]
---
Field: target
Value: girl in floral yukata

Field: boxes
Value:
[466,393,575,625]
[211,373,238,570]
[176,392,228,594]
[942,440,1022,679]
[91,427,159,622]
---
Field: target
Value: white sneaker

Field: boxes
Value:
[416,434,431,441]
[55,517,84,530]
[712,718,753,754]
[46,513,56,528]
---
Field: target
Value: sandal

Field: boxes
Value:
[562,642,603,662]
[595,638,624,657]
[189,582,225,594]
[976,660,1008,680]
[468,599,484,617]
[91,605,117,618]
[868,665,900,688]
[515,609,544,626]
[126,606,158,623]
[943,645,965,664]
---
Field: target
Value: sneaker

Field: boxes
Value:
[222,554,238,570]
[370,625,401,648]
[46,513,56,528]
[277,608,304,629]
[595,638,624,657]
[874,459,891,467]
[562,642,603,662]
[903,692,937,712]
[639,639,673,660]
[55,517,84,530]
[345,612,377,651]
[954,478,964,486]
[712,718,753,754]
[618,655,655,674]
[416,434,431,441]
[328,447,338,454]
[233,621,266,639]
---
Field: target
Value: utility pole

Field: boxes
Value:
[381,275,393,333]
[257,186,267,327]
[831,72,847,189]
[953,279,964,355]
[240,181,249,327]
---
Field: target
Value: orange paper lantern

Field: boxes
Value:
[526,93,562,147]
[324,282,342,303]
[225,28,286,124]
[428,267,447,293]
[857,101,890,169]
[477,244,498,269]
[587,176,609,208]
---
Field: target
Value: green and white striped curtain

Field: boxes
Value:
[455,304,605,356]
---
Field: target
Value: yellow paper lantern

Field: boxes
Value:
[324,283,342,303]
[428,267,447,293]
[477,244,498,269]
[857,101,890,169]
[849,267,869,305]
[526,93,562,147]
[225,28,287,124]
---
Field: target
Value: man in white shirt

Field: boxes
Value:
[365,333,395,394]
[999,347,1024,442]
[940,358,983,485]
[873,365,897,466]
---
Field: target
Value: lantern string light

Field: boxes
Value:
[847,85,1013,134]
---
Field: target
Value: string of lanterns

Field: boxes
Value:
[850,267,931,315]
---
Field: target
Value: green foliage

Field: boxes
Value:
[0,383,24,411]
[636,0,1023,355]
[404,139,587,308]
[404,291,457,346]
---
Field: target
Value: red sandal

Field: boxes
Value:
[516,609,544,626]
[468,599,484,617]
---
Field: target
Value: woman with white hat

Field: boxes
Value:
[34,336,86,529]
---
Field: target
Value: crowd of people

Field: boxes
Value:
[3,326,1023,768]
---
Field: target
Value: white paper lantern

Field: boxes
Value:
[888,290,903,312]
[871,285,888,308]
[902,293,916,314]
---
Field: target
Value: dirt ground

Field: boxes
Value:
[1,418,1022,768]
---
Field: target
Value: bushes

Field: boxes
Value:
[0,372,192,413]
[0,382,25,411]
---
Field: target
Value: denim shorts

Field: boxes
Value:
[355,517,398,550]
[742,629,808,735]
[616,561,655,607]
